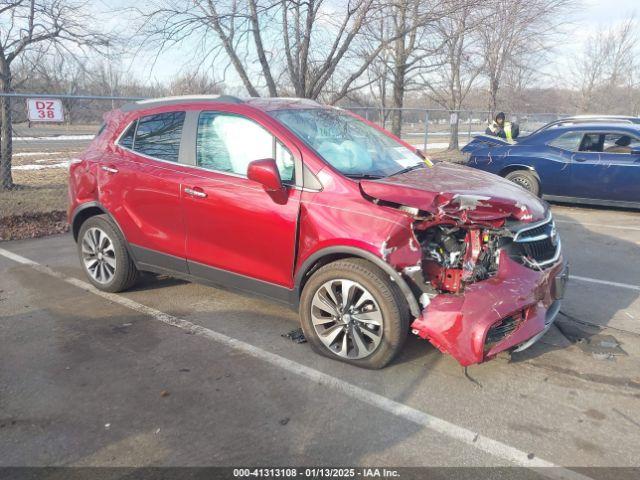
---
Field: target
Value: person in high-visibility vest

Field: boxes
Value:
[485,112,519,142]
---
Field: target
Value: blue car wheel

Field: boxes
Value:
[505,170,540,197]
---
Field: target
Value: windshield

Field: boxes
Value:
[270,108,426,178]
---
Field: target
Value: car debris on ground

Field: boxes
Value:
[282,328,307,344]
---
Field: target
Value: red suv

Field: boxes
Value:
[69,96,568,369]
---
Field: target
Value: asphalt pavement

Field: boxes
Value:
[1,203,640,478]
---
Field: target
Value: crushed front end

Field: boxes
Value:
[408,211,568,366]
[358,164,569,366]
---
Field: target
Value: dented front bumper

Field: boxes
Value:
[410,251,568,366]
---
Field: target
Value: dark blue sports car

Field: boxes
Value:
[462,123,640,208]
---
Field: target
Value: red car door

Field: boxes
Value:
[182,109,302,299]
[99,111,189,272]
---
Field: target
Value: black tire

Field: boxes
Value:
[505,170,540,196]
[299,258,410,369]
[77,214,138,292]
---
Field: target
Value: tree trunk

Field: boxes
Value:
[448,114,459,151]
[391,42,406,137]
[391,70,405,136]
[489,78,499,118]
[0,64,13,190]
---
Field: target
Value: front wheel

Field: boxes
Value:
[505,170,540,196]
[299,258,409,369]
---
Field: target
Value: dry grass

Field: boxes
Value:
[0,184,68,218]
[12,122,99,137]
[0,147,79,240]
[424,148,469,164]
[1,154,73,217]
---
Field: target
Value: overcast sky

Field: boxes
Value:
[95,0,639,89]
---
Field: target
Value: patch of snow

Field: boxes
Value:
[12,161,70,171]
[13,135,93,141]
[14,151,65,157]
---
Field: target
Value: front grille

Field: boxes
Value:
[518,223,548,238]
[485,312,523,350]
[510,214,561,269]
[520,237,557,263]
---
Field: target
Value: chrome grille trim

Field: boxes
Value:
[512,212,561,269]
[520,238,562,269]
[512,211,553,242]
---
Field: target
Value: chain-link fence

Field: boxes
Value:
[347,107,571,150]
[0,93,142,193]
[0,93,146,240]
[0,91,576,234]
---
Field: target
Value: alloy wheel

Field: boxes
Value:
[310,279,384,359]
[81,227,116,284]
[512,176,532,191]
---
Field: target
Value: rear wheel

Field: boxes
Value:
[77,215,138,292]
[299,258,409,369]
[505,170,540,196]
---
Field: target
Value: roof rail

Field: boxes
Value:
[271,97,320,106]
[121,94,244,112]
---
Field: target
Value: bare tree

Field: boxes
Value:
[379,0,474,136]
[138,0,413,103]
[499,52,538,112]
[24,49,91,123]
[168,70,225,95]
[421,4,483,150]
[574,18,638,113]
[0,0,109,190]
[478,0,571,117]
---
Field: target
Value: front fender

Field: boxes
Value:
[293,245,421,317]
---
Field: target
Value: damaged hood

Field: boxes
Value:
[360,162,546,222]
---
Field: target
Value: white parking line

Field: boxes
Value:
[555,219,640,232]
[571,275,640,291]
[0,246,591,480]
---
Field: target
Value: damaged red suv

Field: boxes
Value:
[69,96,569,369]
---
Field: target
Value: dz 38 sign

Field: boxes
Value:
[27,98,64,122]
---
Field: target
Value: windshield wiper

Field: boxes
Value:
[389,163,426,177]
[343,173,384,179]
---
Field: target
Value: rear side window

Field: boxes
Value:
[579,133,602,152]
[548,131,583,151]
[131,111,185,162]
[118,121,136,149]
[602,133,640,153]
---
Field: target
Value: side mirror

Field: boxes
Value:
[247,158,284,192]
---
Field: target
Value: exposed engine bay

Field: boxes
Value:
[416,224,505,294]
[356,164,564,366]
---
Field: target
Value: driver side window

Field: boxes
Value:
[549,131,583,151]
[196,112,295,182]
[579,133,602,152]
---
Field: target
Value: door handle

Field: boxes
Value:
[184,187,207,198]
[101,165,118,173]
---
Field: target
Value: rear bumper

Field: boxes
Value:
[410,251,568,366]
